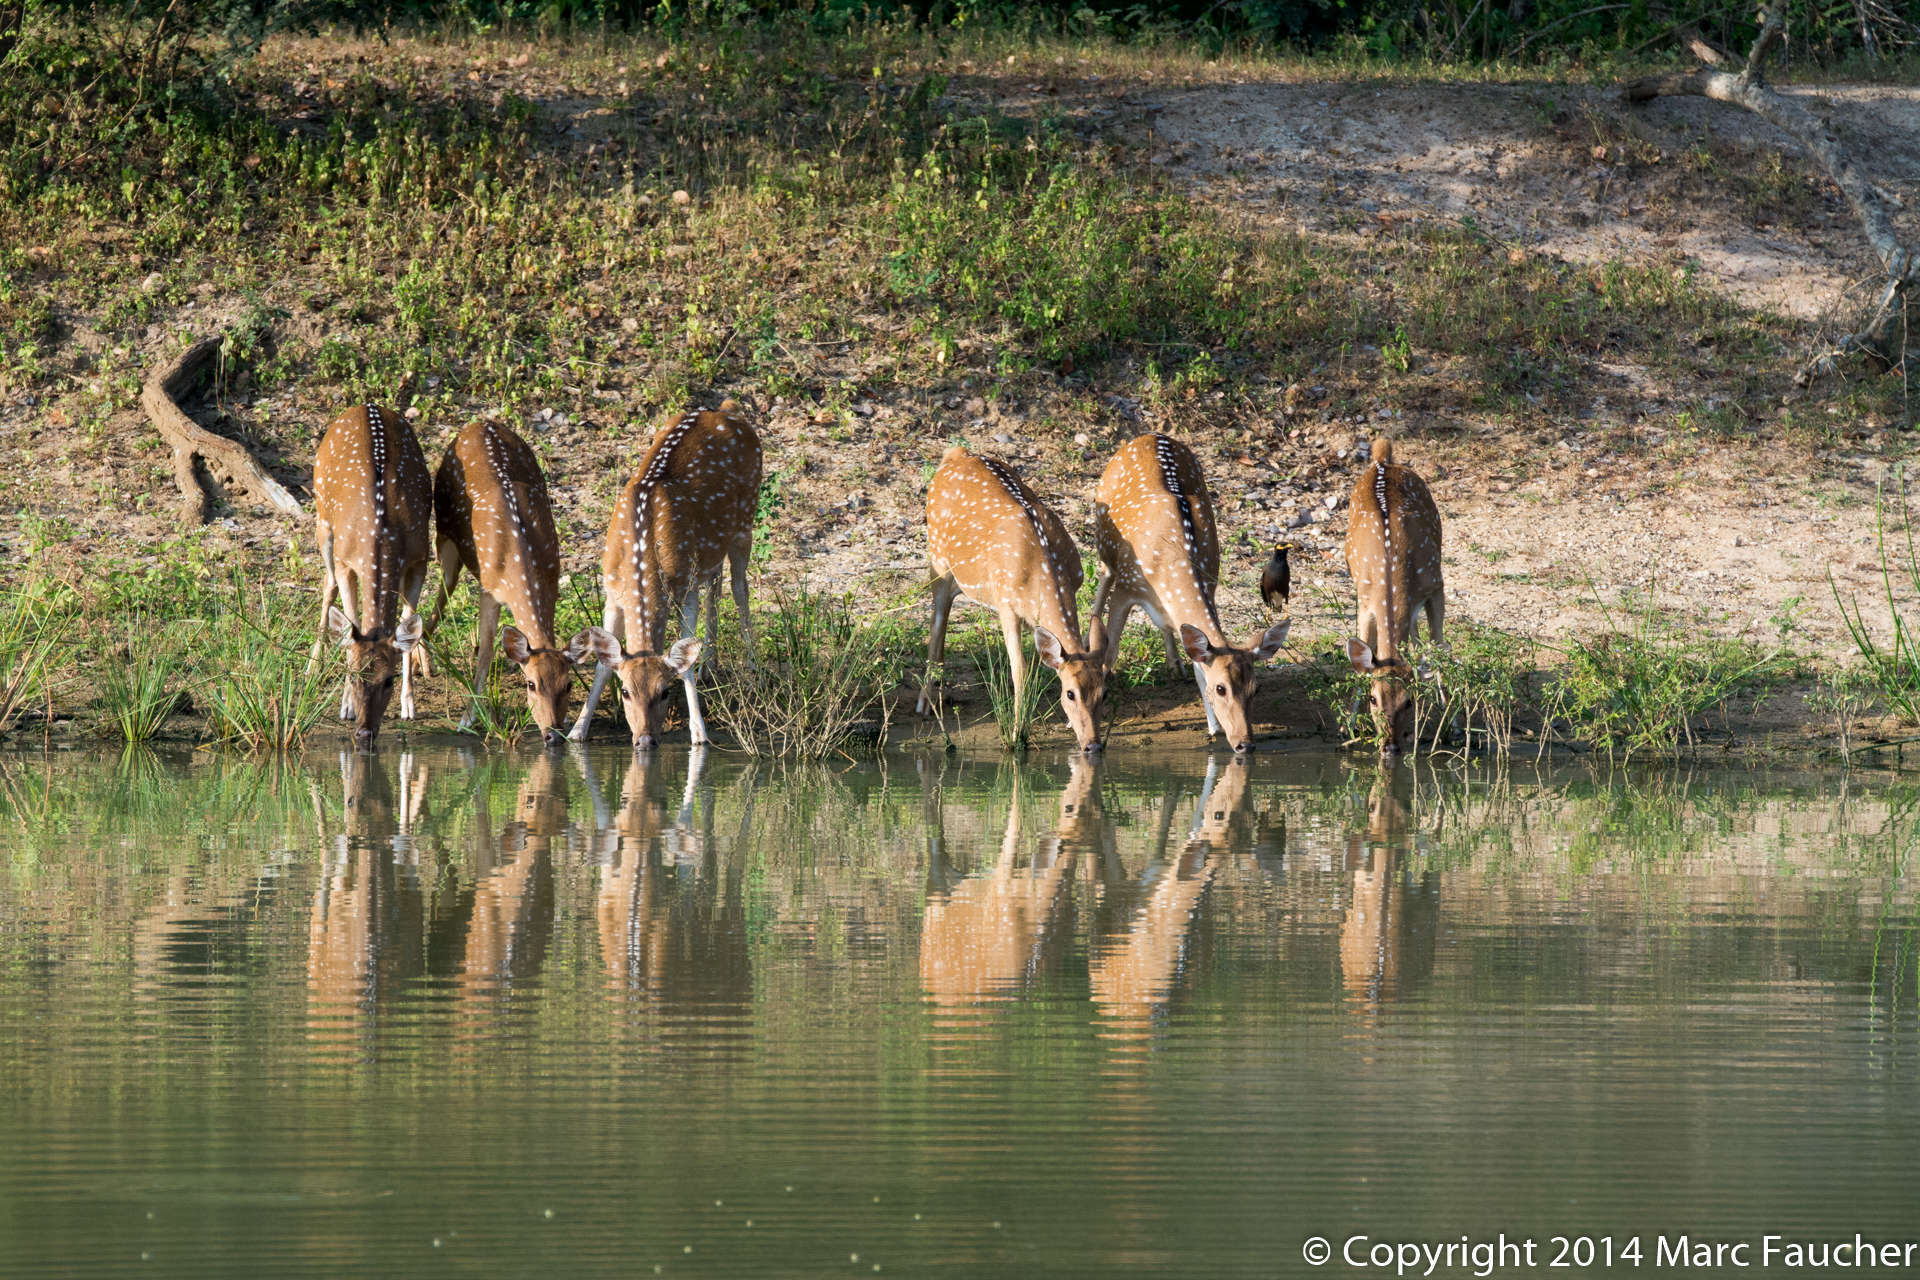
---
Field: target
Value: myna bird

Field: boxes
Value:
[1260,543,1294,613]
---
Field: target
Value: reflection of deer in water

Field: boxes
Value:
[307,752,429,1028]
[584,748,749,1005]
[1088,757,1251,1033]
[457,750,564,997]
[919,758,1104,1009]
[1339,765,1438,1010]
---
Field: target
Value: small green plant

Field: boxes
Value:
[1806,666,1875,760]
[202,584,334,752]
[98,620,187,744]
[972,622,1052,751]
[431,634,533,747]
[705,588,902,759]
[0,576,71,737]
[1410,622,1532,758]
[1835,472,1920,726]
[1545,587,1793,761]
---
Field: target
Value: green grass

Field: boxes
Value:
[1835,470,1920,726]
[703,588,906,759]
[200,582,336,752]
[0,575,72,738]
[97,617,188,744]
[1545,588,1797,761]
[970,619,1055,751]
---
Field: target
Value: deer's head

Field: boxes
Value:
[1179,620,1291,754]
[1347,637,1418,756]
[502,626,582,747]
[330,607,422,749]
[570,626,700,750]
[1036,618,1109,753]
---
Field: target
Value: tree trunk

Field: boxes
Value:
[141,336,305,527]
[1624,7,1914,378]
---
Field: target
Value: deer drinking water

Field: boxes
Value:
[425,419,585,746]
[917,446,1108,752]
[310,403,435,749]
[1343,439,1444,755]
[1092,433,1290,754]
[569,402,761,748]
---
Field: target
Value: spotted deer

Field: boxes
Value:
[919,759,1100,1010]
[1339,765,1437,1010]
[425,420,585,746]
[309,403,435,749]
[1088,757,1248,1033]
[569,402,761,748]
[1092,434,1290,753]
[918,446,1108,752]
[1344,439,1444,755]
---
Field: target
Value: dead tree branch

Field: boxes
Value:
[141,335,303,526]
[1624,6,1915,379]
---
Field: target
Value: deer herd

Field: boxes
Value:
[311,396,1444,756]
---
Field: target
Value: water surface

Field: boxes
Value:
[2,747,1916,1276]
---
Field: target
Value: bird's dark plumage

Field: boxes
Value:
[1260,543,1294,613]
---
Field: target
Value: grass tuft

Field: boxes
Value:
[705,588,903,759]
[202,583,335,752]
[98,619,188,744]
[1835,469,1920,725]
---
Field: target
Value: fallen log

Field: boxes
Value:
[1624,7,1914,380]
[141,335,304,526]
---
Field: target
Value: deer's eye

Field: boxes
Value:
[1064,689,1077,702]
[382,676,396,689]
[1214,683,1227,697]
[526,680,538,691]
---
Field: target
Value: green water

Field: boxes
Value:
[1,746,1917,1277]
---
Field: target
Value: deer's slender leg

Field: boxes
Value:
[918,573,960,715]
[679,589,708,746]
[309,527,340,673]
[423,537,463,641]
[337,570,363,721]
[1425,593,1445,645]
[1192,662,1222,737]
[1100,593,1136,672]
[571,599,621,743]
[998,607,1028,734]
[729,541,759,674]
[398,558,431,718]
[463,591,500,734]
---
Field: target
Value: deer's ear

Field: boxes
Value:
[667,636,704,675]
[392,613,423,653]
[1033,627,1067,671]
[1346,637,1377,673]
[328,606,358,646]
[501,626,534,666]
[569,626,621,668]
[1250,619,1290,662]
[1179,624,1214,666]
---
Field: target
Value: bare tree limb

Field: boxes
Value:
[142,335,304,527]
[1624,5,1915,377]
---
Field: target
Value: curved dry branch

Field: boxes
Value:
[141,335,304,526]
[1624,7,1914,377]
